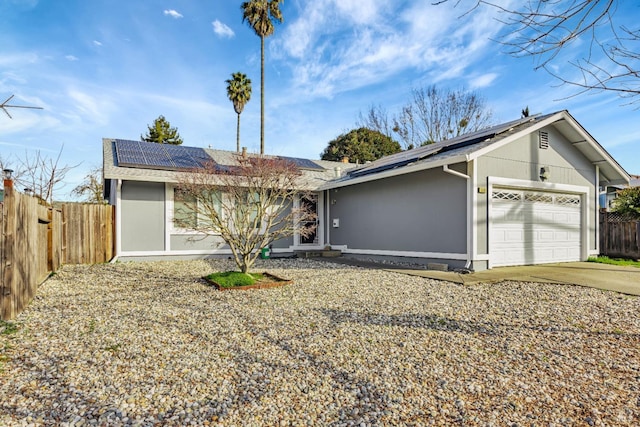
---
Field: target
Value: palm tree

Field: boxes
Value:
[241,0,283,155]
[226,72,252,153]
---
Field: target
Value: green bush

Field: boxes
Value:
[611,187,640,218]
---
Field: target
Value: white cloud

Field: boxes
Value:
[93,40,102,47]
[67,89,112,126]
[276,0,511,100]
[164,9,183,19]
[212,20,234,38]
[0,52,39,67]
[469,73,499,88]
[65,55,79,61]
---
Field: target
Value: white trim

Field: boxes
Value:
[561,112,629,182]
[119,246,325,257]
[294,193,324,247]
[115,179,122,257]
[336,247,468,261]
[487,176,590,268]
[164,183,171,251]
[442,165,472,268]
[471,159,479,262]
[595,165,600,254]
[488,177,589,195]
[165,183,225,238]
[120,249,233,257]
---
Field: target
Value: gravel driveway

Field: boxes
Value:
[1,259,639,426]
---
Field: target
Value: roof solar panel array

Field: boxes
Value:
[348,115,544,178]
[278,156,325,171]
[114,139,212,170]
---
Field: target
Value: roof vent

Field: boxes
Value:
[539,131,549,149]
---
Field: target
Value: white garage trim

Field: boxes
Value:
[487,177,589,268]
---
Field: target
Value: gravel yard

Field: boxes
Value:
[1,259,639,426]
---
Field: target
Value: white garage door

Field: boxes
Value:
[490,188,582,267]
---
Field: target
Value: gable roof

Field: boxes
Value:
[321,110,630,190]
[102,138,355,191]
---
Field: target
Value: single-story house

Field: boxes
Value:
[103,110,630,270]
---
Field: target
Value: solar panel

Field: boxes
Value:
[278,156,325,171]
[114,139,213,170]
[348,115,543,178]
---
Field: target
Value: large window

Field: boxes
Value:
[173,188,222,230]
[236,191,261,229]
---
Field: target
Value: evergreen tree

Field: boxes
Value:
[141,115,183,145]
[321,128,401,164]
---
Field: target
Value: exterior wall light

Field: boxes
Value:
[540,166,550,181]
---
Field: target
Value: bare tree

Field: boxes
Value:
[393,85,493,146]
[176,155,317,273]
[436,0,640,103]
[71,166,105,203]
[0,147,76,204]
[357,104,394,140]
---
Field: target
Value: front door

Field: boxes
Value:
[300,196,318,245]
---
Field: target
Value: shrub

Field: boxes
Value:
[611,187,640,218]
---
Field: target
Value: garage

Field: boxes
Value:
[490,188,582,267]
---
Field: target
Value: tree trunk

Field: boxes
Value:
[236,112,241,153]
[260,35,265,155]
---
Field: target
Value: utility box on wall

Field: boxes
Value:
[332,218,340,228]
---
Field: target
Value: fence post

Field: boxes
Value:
[1,173,15,320]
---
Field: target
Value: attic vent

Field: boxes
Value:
[539,131,549,149]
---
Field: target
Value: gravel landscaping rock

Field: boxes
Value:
[1,258,638,426]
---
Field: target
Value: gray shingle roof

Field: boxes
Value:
[102,139,356,191]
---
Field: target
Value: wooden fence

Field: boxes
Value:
[599,211,640,260]
[1,180,114,320]
[62,203,115,264]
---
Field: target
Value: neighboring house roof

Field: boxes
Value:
[609,174,640,191]
[320,110,630,190]
[102,138,355,191]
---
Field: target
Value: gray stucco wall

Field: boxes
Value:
[121,181,166,252]
[329,166,468,254]
[476,125,596,256]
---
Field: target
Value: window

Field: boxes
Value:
[235,191,261,229]
[174,189,197,229]
[173,188,222,230]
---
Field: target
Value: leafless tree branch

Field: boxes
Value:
[176,155,317,273]
[436,0,640,103]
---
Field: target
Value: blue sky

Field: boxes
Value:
[1,0,638,200]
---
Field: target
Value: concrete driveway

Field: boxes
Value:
[389,262,640,296]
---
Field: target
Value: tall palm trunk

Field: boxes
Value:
[236,112,241,153]
[260,35,265,155]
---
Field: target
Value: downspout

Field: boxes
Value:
[594,165,600,256]
[442,165,472,269]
